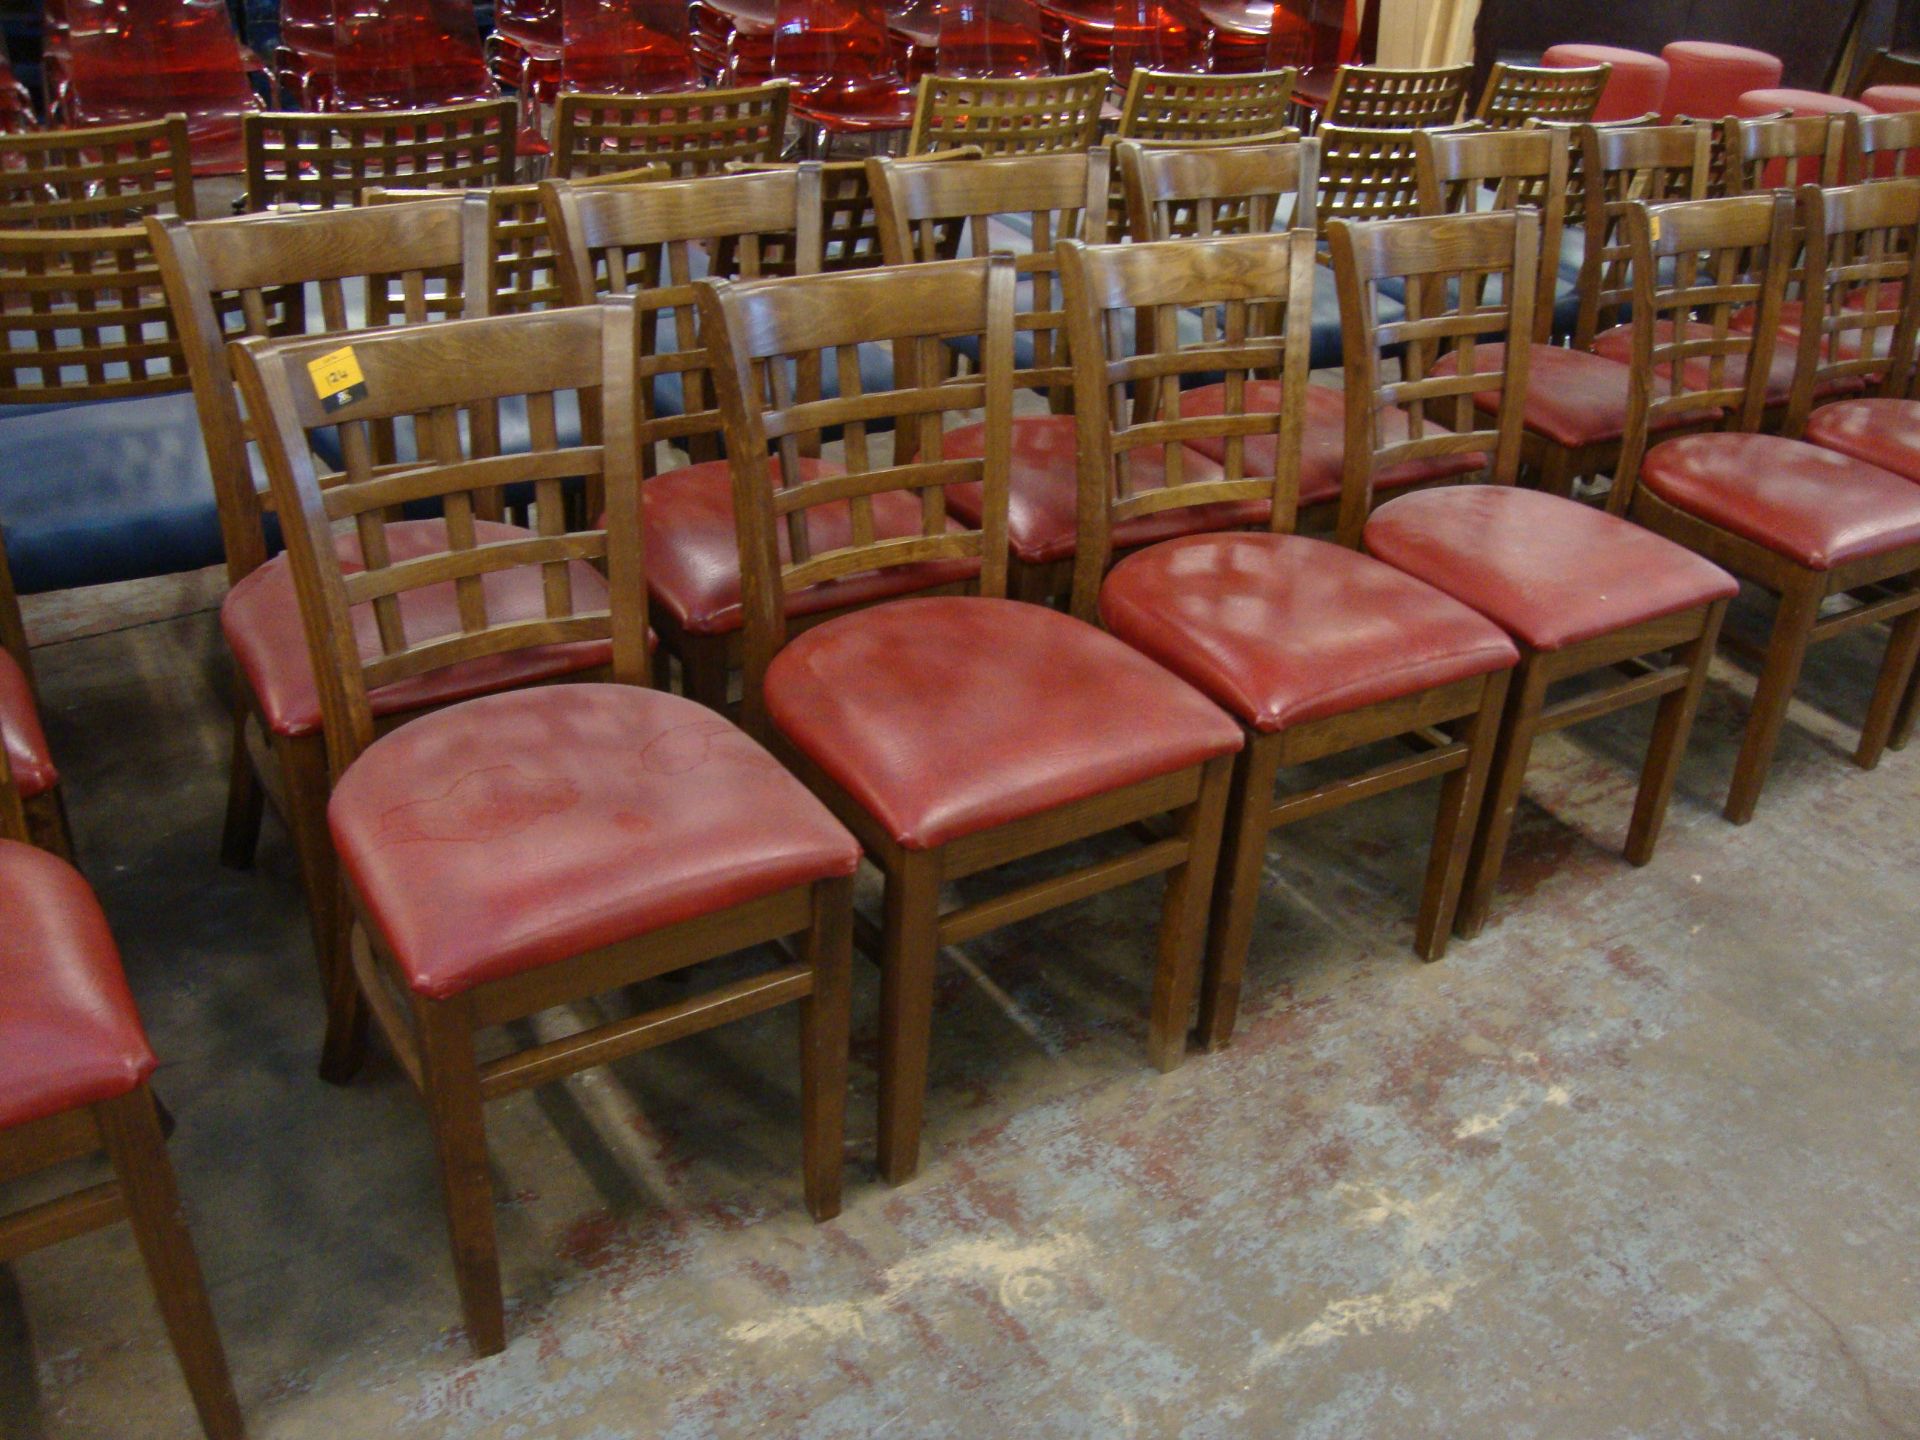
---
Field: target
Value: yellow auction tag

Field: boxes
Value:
[1648,214,1663,245]
[307,345,367,413]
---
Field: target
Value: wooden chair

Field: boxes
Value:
[1343,209,1737,937]
[1320,63,1471,129]
[1619,186,1920,818]
[1059,229,1516,1044]
[550,81,791,179]
[698,255,1241,1183]
[1845,106,1920,181]
[1721,112,1847,194]
[1314,121,1476,230]
[1416,125,1573,339]
[1114,67,1298,144]
[1475,61,1610,130]
[729,148,982,274]
[1118,135,1317,242]
[0,113,195,227]
[904,69,1108,156]
[0,840,243,1439]
[232,300,858,1356]
[241,99,517,210]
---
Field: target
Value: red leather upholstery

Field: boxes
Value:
[0,840,156,1132]
[943,415,1262,565]
[1099,533,1517,733]
[643,458,979,636]
[329,684,859,999]
[1429,343,1714,449]
[1365,486,1737,651]
[1639,433,1920,571]
[1804,398,1920,483]
[1593,320,1864,405]
[1542,44,1668,122]
[0,650,56,799]
[1179,381,1485,507]
[1863,84,1920,115]
[765,597,1244,850]
[1734,88,1870,119]
[224,518,615,740]
[1660,41,1781,123]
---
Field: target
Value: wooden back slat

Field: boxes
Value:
[905,70,1108,157]
[697,256,1017,732]
[1846,108,1920,182]
[231,302,642,778]
[551,82,790,179]
[1060,229,1318,621]
[1475,62,1610,130]
[1115,68,1299,144]
[1330,209,1540,545]
[1322,63,1472,129]
[1573,120,1713,347]
[243,100,518,211]
[148,197,475,583]
[1316,123,1482,237]
[1118,137,1319,244]
[1415,126,1567,344]
[1723,113,1846,195]
[0,115,195,228]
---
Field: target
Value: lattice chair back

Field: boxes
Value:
[1848,107,1920,182]
[1117,137,1318,246]
[550,82,790,179]
[1321,63,1472,129]
[905,70,1109,157]
[1722,113,1846,195]
[0,116,195,229]
[1115,68,1299,145]
[1315,122,1478,234]
[1414,126,1568,343]
[1475,62,1609,131]
[242,100,518,210]
[1573,120,1713,348]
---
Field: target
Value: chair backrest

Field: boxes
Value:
[1608,191,1792,514]
[1525,111,1657,224]
[0,116,195,228]
[1475,61,1609,130]
[870,148,1109,411]
[926,0,1050,78]
[1118,136,1319,243]
[1573,120,1713,347]
[324,0,498,111]
[232,302,641,779]
[1784,180,1920,435]
[1059,229,1318,619]
[149,196,475,582]
[1115,67,1299,144]
[551,82,790,179]
[1316,122,1478,234]
[559,0,700,94]
[696,256,1017,731]
[772,0,910,119]
[1847,107,1920,182]
[1328,208,1538,545]
[242,100,518,210]
[1415,126,1567,344]
[1321,63,1471,129]
[905,70,1108,157]
[1722,113,1845,195]
[545,166,824,475]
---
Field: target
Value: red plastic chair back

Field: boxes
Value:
[1266,0,1357,70]
[773,0,914,125]
[0,32,35,133]
[562,0,699,94]
[934,0,1050,78]
[327,1,498,111]
[1040,0,1201,82]
[61,0,258,173]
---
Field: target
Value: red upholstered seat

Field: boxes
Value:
[1661,41,1781,123]
[943,415,1260,565]
[223,518,615,740]
[1364,487,1737,651]
[1590,320,1864,406]
[1429,343,1714,449]
[1099,533,1517,733]
[1542,43,1667,122]
[643,458,980,637]
[0,840,156,1132]
[1178,381,1485,507]
[1639,432,1920,571]
[1733,88,1870,119]
[1863,84,1920,115]
[0,651,56,798]
[765,596,1244,850]
[328,684,859,999]
[1804,398,1920,483]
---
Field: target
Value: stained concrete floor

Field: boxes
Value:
[1,578,1916,1440]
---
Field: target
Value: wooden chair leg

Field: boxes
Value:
[270,731,341,1002]
[1536,444,1575,500]
[1726,577,1822,826]
[1893,660,1919,752]
[1855,607,1920,771]
[415,999,505,1358]
[798,875,853,1222]
[875,848,942,1186]
[1415,669,1510,960]
[677,636,732,713]
[23,787,73,862]
[1455,651,1552,940]
[318,908,370,1087]
[1625,600,1727,865]
[219,699,264,871]
[1145,755,1232,1072]
[93,1086,244,1440]
[1197,736,1282,1051]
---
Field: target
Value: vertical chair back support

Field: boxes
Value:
[1118,136,1319,243]
[904,70,1108,156]
[1475,62,1610,130]
[1847,107,1920,181]
[1114,67,1299,144]
[149,196,475,582]
[1574,120,1713,347]
[1321,63,1471,128]
[1415,126,1568,344]
[0,115,195,227]
[231,302,640,778]
[1723,113,1846,194]
[696,256,1017,728]
[1329,208,1539,543]
[551,82,791,179]
[1060,228,1319,618]
[242,100,518,210]
[1608,192,1793,512]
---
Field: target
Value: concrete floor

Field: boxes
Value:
[1,577,1917,1440]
